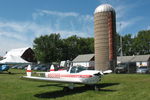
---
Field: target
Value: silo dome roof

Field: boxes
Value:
[94,4,115,14]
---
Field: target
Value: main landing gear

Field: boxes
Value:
[85,84,100,91]
[7,71,11,74]
[94,85,99,91]
[63,83,100,91]
[63,83,74,92]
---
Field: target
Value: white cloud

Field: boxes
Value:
[147,26,150,30]
[0,36,30,56]
[117,17,143,34]
[0,10,94,56]
[0,21,51,42]
[32,10,94,37]
[32,10,93,22]
[32,10,79,20]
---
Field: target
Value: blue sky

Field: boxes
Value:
[0,0,150,56]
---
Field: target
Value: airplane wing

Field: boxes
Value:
[22,76,82,83]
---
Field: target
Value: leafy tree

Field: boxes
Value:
[132,30,150,55]
[122,34,134,56]
[62,35,80,60]
[78,37,94,54]
[33,34,62,63]
[33,34,94,63]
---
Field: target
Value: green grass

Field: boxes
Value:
[0,69,150,100]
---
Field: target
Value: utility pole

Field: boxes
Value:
[120,23,123,57]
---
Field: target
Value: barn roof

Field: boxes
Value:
[73,54,150,63]
[73,54,94,62]
[0,47,32,64]
[4,47,29,58]
[117,55,150,62]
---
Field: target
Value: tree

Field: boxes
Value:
[33,34,94,63]
[62,36,94,60]
[132,30,150,55]
[122,34,134,56]
[62,35,80,60]
[78,37,94,54]
[33,34,62,63]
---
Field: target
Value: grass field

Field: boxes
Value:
[0,69,150,100]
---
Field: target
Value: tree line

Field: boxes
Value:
[117,30,150,56]
[33,30,150,63]
[33,34,94,63]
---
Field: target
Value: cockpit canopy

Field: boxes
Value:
[69,66,87,73]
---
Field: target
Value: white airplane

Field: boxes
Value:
[22,65,112,91]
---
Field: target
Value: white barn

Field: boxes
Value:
[73,54,150,68]
[117,55,150,67]
[72,54,94,68]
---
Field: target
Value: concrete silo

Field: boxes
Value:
[94,4,116,71]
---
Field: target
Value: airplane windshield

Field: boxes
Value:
[70,66,87,73]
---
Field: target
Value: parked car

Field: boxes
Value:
[33,64,45,71]
[115,62,137,74]
[11,65,20,69]
[31,64,39,70]
[18,64,28,69]
[136,66,150,74]
[115,63,128,74]
[40,64,51,71]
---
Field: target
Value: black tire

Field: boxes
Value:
[63,87,70,92]
[94,85,99,91]
[117,70,120,74]
[115,70,120,74]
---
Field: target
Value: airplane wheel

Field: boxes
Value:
[94,85,99,91]
[63,87,69,92]
[85,84,92,89]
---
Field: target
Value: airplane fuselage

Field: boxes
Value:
[24,66,102,84]
[44,70,101,84]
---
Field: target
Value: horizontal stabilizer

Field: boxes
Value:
[103,70,112,75]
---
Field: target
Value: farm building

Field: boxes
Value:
[0,47,36,64]
[72,54,95,68]
[117,55,150,67]
[73,54,150,69]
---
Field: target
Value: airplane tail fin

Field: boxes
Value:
[49,65,55,71]
[26,65,32,77]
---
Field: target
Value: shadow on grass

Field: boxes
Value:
[38,83,65,88]
[34,83,119,99]
[0,72,26,75]
[0,72,21,75]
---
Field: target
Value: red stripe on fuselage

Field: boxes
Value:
[58,69,65,71]
[61,74,93,78]
[50,69,55,71]
[47,73,92,78]
[26,70,32,72]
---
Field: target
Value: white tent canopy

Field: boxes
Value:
[4,47,29,58]
[0,47,31,64]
